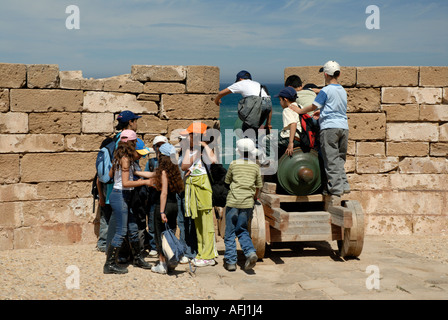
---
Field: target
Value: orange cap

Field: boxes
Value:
[180,122,208,135]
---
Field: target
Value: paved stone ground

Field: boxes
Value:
[0,234,447,300]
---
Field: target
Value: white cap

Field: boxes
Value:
[319,60,341,76]
[235,138,257,156]
[153,135,168,146]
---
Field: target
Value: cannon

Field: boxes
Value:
[217,147,364,260]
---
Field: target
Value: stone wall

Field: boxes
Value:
[286,66,448,235]
[0,63,220,250]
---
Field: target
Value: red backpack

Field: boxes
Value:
[297,114,319,152]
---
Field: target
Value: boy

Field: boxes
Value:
[275,86,302,157]
[223,138,263,271]
[295,60,350,197]
[285,74,317,115]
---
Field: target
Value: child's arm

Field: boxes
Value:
[159,171,168,223]
[134,171,157,179]
[296,104,318,115]
[97,176,105,207]
[120,157,153,188]
[214,88,232,106]
[286,122,297,156]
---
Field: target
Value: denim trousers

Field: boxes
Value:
[96,204,112,251]
[108,189,139,248]
[224,207,256,264]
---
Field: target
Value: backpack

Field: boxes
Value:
[297,113,319,153]
[95,137,116,184]
[161,223,187,265]
[203,161,229,208]
[238,84,272,131]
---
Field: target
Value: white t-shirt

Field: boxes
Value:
[227,79,269,98]
[187,150,211,177]
[280,103,302,139]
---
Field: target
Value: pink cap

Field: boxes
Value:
[120,130,137,142]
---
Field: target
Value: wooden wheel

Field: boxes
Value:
[250,203,266,259]
[337,200,364,258]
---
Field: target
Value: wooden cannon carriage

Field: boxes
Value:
[217,148,365,260]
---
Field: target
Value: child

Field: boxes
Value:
[295,61,350,197]
[275,86,302,157]
[223,138,263,271]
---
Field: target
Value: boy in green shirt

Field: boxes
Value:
[223,138,263,271]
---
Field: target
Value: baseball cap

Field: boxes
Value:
[120,130,137,142]
[180,122,208,135]
[275,87,298,101]
[235,70,252,82]
[159,143,176,157]
[235,138,257,156]
[136,138,150,156]
[117,110,142,123]
[319,61,341,76]
[153,135,168,146]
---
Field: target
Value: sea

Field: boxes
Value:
[218,83,284,168]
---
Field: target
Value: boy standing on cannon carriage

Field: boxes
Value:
[295,61,350,198]
[223,138,263,272]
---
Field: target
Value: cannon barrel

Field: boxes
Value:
[277,148,321,196]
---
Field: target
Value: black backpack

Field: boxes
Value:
[297,113,319,152]
[204,162,229,208]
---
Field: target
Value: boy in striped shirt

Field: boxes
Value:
[223,138,263,271]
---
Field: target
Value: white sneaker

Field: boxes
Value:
[179,256,190,264]
[148,250,158,257]
[151,263,167,274]
[193,258,216,267]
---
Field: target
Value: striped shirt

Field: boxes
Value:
[225,159,263,209]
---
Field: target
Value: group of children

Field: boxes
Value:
[98,60,350,275]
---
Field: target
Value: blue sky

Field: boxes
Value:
[1,0,447,83]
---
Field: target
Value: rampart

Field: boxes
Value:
[0,63,447,250]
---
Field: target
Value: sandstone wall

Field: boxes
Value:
[286,66,448,235]
[0,63,220,250]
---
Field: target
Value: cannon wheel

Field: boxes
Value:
[250,203,266,259]
[337,200,364,258]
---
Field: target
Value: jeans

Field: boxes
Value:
[109,189,139,248]
[224,207,256,265]
[177,193,198,259]
[97,204,112,251]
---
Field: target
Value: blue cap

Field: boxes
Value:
[235,70,252,82]
[136,138,150,156]
[159,143,176,157]
[117,110,142,123]
[275,87,297,101]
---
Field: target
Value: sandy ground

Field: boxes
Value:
[0,233,447,301]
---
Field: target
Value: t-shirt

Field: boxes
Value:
[280,102,302,139]
[296,89,317,115]
[313,84,348,130]
[227,79,269,98]
[187,150,209,177]
[225,159,263,209]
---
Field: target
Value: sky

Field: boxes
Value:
[0,0,447,84]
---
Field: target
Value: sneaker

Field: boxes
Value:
[223,261,236,272]
[192,258,216,267]
[148,250,158,257]
[151,263,167,274]
[244,252,258,271]
[179,256,190,264]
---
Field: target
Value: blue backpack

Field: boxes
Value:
[95,137,117,184]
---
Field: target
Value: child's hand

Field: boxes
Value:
[312,109,320,120]
[286,142,294,156]
[161,213,168,223]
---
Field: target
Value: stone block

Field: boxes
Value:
[430,142,448,156]
[0,202,22,227]
[284,66,356,87]
[83,91,158,114]
[162,94,219,119]
[356,156,399,174]
[443,88,448,104]
[143,82,185,94]
[65,134,107,151]
[357,67,419,87]
[347,140,356,155]
[81,113,114,133]
[382,87,442,104]
[356,141,385,156]
[347,113,386,140]
[345,155,355,173]
[419,105,448,122]
[413,215,448,234]
[131,65,186,82]
[28,112,81,134]
[439,123,448,142]
[137,94,160,102]
[419,66,448,87]
[137,115,168,134]
[103,74,143,93]
[347,173,390,191]
[399,157,448,174]
[36,181,92,199]
[386,142,429,157]
[0,134,64,153]
[346,88,381,112]
[59,70,83,89]
[0,229,14,251]
[382,104,419,122]
[389,174,448,191]
[0,154,20,184]
[21,152,97,182]
[10,89,83,112]
[27,64,59,89]
[0,63,27,88]
[367,214,413,235]
[0,183,38,202]
[186,66,220,93]
[0,89,9,112]
[0,112,28,133]
[387,123,438,142]
[81,78,104,91]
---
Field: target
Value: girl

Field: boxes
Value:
[136,143,185,274]
[103,130,153,275]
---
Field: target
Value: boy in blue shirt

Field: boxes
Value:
[295,61,350,197]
